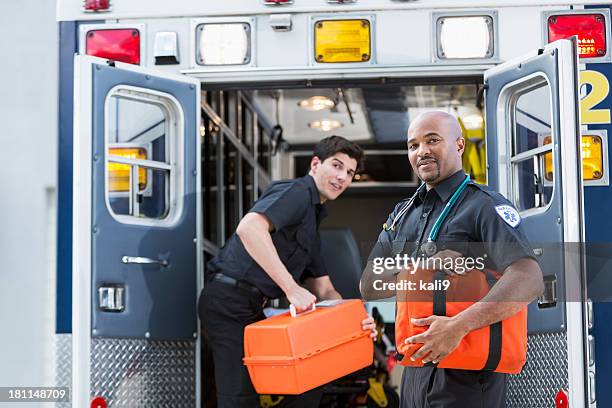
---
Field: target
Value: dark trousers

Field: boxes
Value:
[400,366,507,408]
[199,279,323,408]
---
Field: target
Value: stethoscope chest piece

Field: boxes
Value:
[422,241,437,257]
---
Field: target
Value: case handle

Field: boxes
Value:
[289,303,316,317]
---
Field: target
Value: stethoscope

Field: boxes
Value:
[382,174,471,257]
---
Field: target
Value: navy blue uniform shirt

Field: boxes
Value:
[207,175,328,298]
[369,170,536,273]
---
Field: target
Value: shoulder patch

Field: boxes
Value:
[494,205,521,228]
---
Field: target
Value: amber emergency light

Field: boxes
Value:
[543,135,604,181]
[108,147,148,192]
[314,19,371,63]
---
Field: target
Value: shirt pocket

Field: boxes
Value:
[295,227,313,255]
[435,233,470,255]
[391,235,407,256]
[285,227,313,273]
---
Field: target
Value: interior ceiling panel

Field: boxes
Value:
[250,84,481,146]
[252,89,371,145]
[362,87,409,143]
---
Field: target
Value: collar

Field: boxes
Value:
[317,203,328,221]
[432,170,468,203]
[305,175,328,221]
[305,174,322,205]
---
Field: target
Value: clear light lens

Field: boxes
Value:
[298,96,336,111]
[439,16,492,59]
[308,119,344,132]
[198,23,250,65]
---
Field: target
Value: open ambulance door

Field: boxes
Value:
[484,38,590,407]
[72,55,201,407]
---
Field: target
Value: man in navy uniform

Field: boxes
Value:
[361,111,544,408]
[199,135,377,407]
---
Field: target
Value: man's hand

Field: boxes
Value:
[405,315,468,364]
[286,284,317,312]
[425,249,466,276]
[361,316,378,340]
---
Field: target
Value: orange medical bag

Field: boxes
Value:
[395,268,527,374]
[243,299,373,394]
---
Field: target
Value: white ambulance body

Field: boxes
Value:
[3,0,612,407]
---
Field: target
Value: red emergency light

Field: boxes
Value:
[555,389,568,408]
[548,13,607,58]
[91,396,108,408]
[84,0,111,12]
[85,29,141,65]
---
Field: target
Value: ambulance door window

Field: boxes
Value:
[510,77,554,212]
[105,87,181,221]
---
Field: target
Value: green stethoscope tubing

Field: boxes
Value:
[427,174,471,243]
[385,174,471,255]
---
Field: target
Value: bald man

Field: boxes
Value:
[361,111,543,407]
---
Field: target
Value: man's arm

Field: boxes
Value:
[303,275,342,300]
[445,192,545,333]
[360,202,406,301]
[360,259,402,300]
[236,212,316,311]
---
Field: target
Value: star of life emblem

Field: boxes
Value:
[494,205,521,228]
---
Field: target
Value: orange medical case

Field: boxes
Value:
[243,299,373,394]
[395,267,527,374]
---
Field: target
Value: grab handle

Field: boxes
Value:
[289,303,316,317]
[122,256,169,268]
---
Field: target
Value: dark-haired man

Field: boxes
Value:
[199,135,377,407]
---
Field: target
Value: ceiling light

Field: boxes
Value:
[308,119,344,132]
[298,96,335,111]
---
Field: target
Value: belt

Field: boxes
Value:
[211,273,263,296]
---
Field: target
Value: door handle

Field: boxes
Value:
[122,256,169,267]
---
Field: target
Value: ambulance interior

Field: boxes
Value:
[195,81,486,403]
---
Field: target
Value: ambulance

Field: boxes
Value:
[8,0,612,406]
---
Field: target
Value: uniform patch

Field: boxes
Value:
[494,205,521,228]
